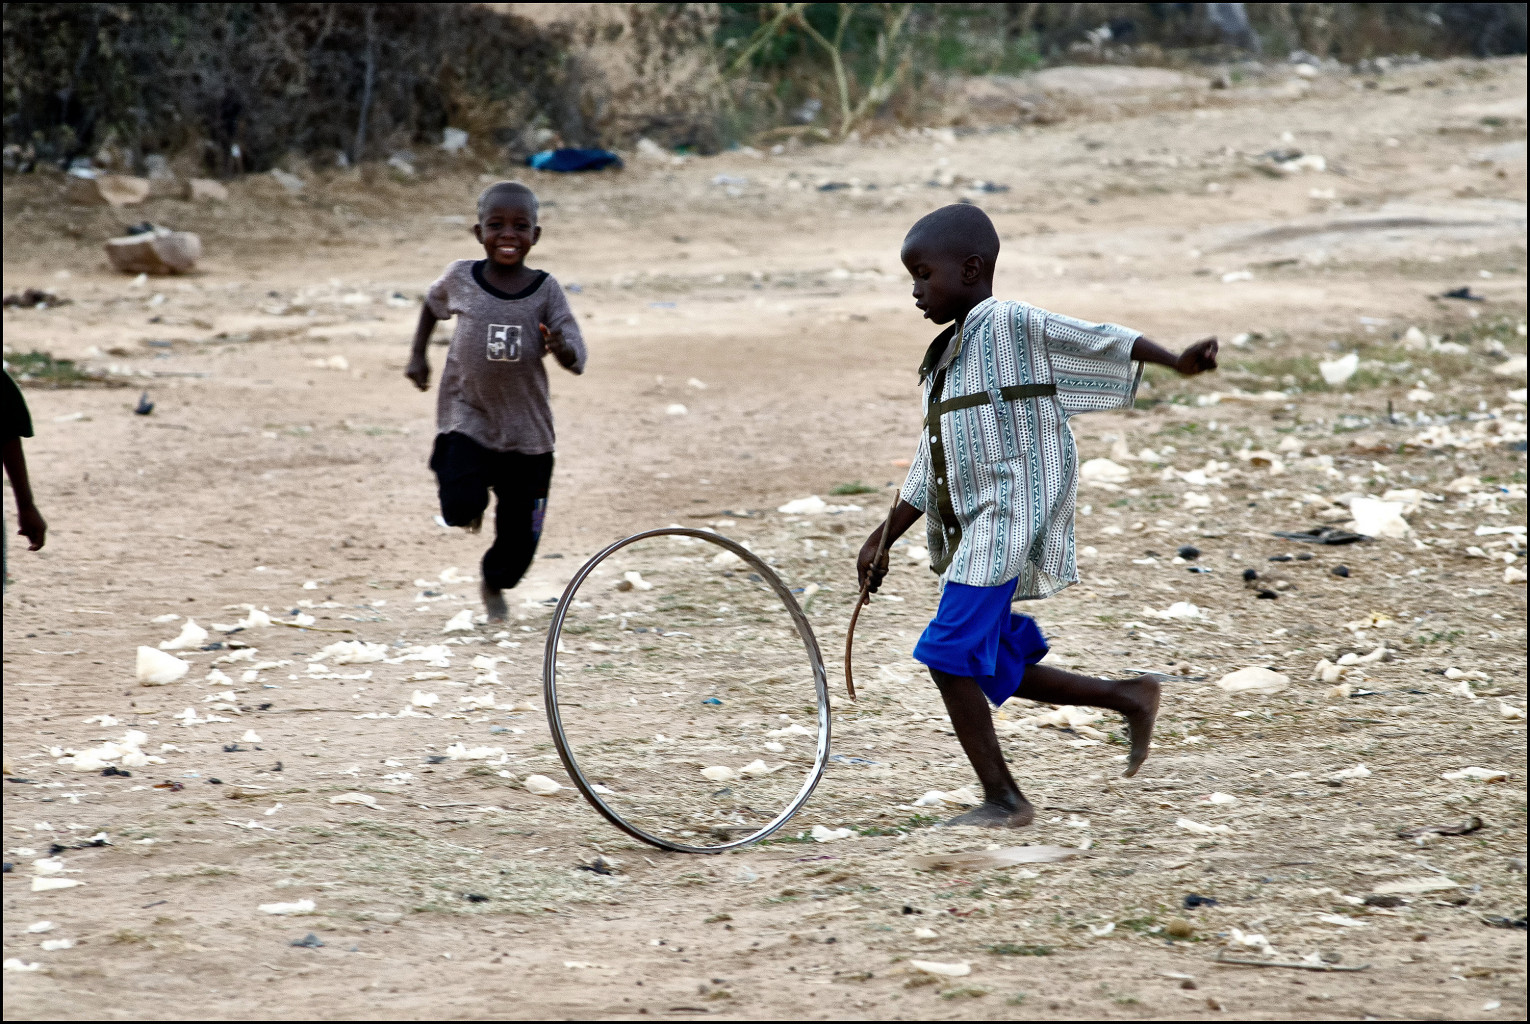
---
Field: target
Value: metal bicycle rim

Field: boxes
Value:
[542,527,831,854]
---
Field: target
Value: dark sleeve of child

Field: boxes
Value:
[1,369,46,552]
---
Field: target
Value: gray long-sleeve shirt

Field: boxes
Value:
[426,259,586,454]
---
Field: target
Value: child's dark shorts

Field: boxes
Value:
[912,579,1050,706]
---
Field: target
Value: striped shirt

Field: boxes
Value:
[899,297,1141,596]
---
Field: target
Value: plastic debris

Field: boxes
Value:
[524,775,562,796]
[328,793,380,808]
[1441,767,1509,783]
[909,960,971,978]
[1145,602,1204,621]
[1177,817,1232,836]
[39,939,75,952]
[1318,352,1359,386]
[1372,876,1461,895]
[158,619,208,651]
[1080,458,1131,487]
[410,691,440,708]
[31,877,83,891]
[311,640,388,664]
[24,922,53,934]
[621,571,653,592]
[443,609,476,633]
[136,646,190,685]
[810,825,853,842]
[778,496,827,514]
[1216,667,1289,695]
[701,766,736,783]
[912,786,982,808]
[1330,764,1371,780]
[258,899,316,915]
[4,960,42,972]
[909,846,1082,870]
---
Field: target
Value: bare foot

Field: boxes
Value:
[1118,674,1163,778]
[481,582,508,623]
[943,797,1036,829]
[465,515,483,535]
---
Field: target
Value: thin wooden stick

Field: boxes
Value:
[844,488,903,700]
[1213,952,1371,972]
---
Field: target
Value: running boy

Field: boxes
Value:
[406,181,586,622]
[857,204,1218,828]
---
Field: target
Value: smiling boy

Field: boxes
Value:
[406,181,586,622]
[857,204,1218,828]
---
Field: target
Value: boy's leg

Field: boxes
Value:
[431,433,492,529]
[1015,664,1162,777]
[481,452,553,619]
[930,668,1036,827]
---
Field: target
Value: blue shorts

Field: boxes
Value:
[912,579,1050,707]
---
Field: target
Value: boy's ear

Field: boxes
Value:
[473,223,485,243]
[532,224,542,244]
[961,254,984,284]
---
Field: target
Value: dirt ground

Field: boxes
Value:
[3,57,1526,1021]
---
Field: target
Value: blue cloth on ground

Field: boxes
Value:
[526,148,623,172]
[912,579,1050,707]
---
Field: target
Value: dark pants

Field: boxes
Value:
[430,432,553,592]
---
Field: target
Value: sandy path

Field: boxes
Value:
[3,57,1526,1020]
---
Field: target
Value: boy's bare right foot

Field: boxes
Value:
[465,515,483,534]
[944,796,1036,829]
[481,583,508,623]
[1118,674,1163,778]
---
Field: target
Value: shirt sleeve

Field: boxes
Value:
[1041,310,1142,416]
[898,436,930,512]
[541,278,587,375]
[2,370,34,439]
[425,264,457,321]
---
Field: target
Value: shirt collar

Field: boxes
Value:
[917,297,998,382]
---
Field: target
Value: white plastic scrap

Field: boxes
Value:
[766,722,814,739]
[810,825,853,843]
[523,775,562,796]
[912,786,981,807]
[1079,458,1131,487]
[1144,602,1204,621]
[31,877,83,892]
[136,646,190,686]
[1176,817,1232,836]
[442,609,477,633]
[1330,764,1371,780]
[444,743,505,761]
[908,960,971,978]
[1216,667,1290,695]
[158,619,209,651]
[311,640,389,664]
[258,899,316,915]
[54,729,165,772]
[4,960,42,973]
[1441,767,1509,783]
[1318,352,1359,386]
[329,793,380,809]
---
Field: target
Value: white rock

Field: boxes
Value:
[258,899,316,915]
[1176,817,1232,836]
[524,774,562,796]
[1441,767,1508,783]
[1216,667,1289,695]
[700,766,736,782]
[1500,703,1527,721]
[1491,354,1526,378]
[665,403,688,416]
[1318,352,1359,386]
[1330,764,1371,780]
[443,609,477,633]
[1145,602,1204,621]
[766,722,814,739]
[24,922,53,934]
[4,959,42,972]
[240,729,261,743]
[710,550,742,566]
[410,690,440,708]
[136,646,190,685]
[40,939,75,952]
[1202,792,1238,805]
[31,877,83,892]
[738,759,777,777]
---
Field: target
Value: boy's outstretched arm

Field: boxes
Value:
[406,302,440,391]
[2,437,46,550]
[1132,335,1218,376]
[857,499,923,594]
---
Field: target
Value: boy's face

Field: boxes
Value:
[901,241,982,325]
[475,200,540,268]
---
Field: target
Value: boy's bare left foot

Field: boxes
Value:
[1119,674,1163,777]
[943,797,1036,829]
[481,583,508,623]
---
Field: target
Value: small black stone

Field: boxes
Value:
[1296,552,1313,561]
[1256,589,1279,600]
[1183,893,1219,909]
[463,892,490,903]
[1331,565,1350,577]
[1241,568,1258,582]
[1177,545,1201,560]
[1269,554,1292,562]
[207,777,223,785]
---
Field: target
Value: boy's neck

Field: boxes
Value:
[482,259,538,292]
[952,286,993,329]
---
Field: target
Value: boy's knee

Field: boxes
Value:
[439,485,489,527]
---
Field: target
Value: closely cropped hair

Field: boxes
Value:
[477,181,539,221]
[905,204,1000,266]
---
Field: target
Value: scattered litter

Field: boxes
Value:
[1080,458,1131,487]
[1441,767,1509,783]
[1144,602,1203,621]
[1330,764,1371,780]
[912,787,981,808]
[909,846,1082,871]
[328,793,380,809]
[4,959,42,973]
[1349,497,1411,539]
[1176,817,1232,836]
[1398,816,1483,840]
[1316,913,1367,928]
[1216,667,1288,695]
[810,825,853,843]
[700,766,736,783]
[31,877,83,891]
[908,960,971,978]
[665,404,688,416]
[258,899,316,915]
[442,609,476,633]
[136,646,189,685]
[158,619,208,651]
[290,933,325,948]
[619,571,653,593]
[1318,352,1359,386]
[524,775,562,796]
[24,922,53,934]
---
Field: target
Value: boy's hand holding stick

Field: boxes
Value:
[844,487,904,700]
